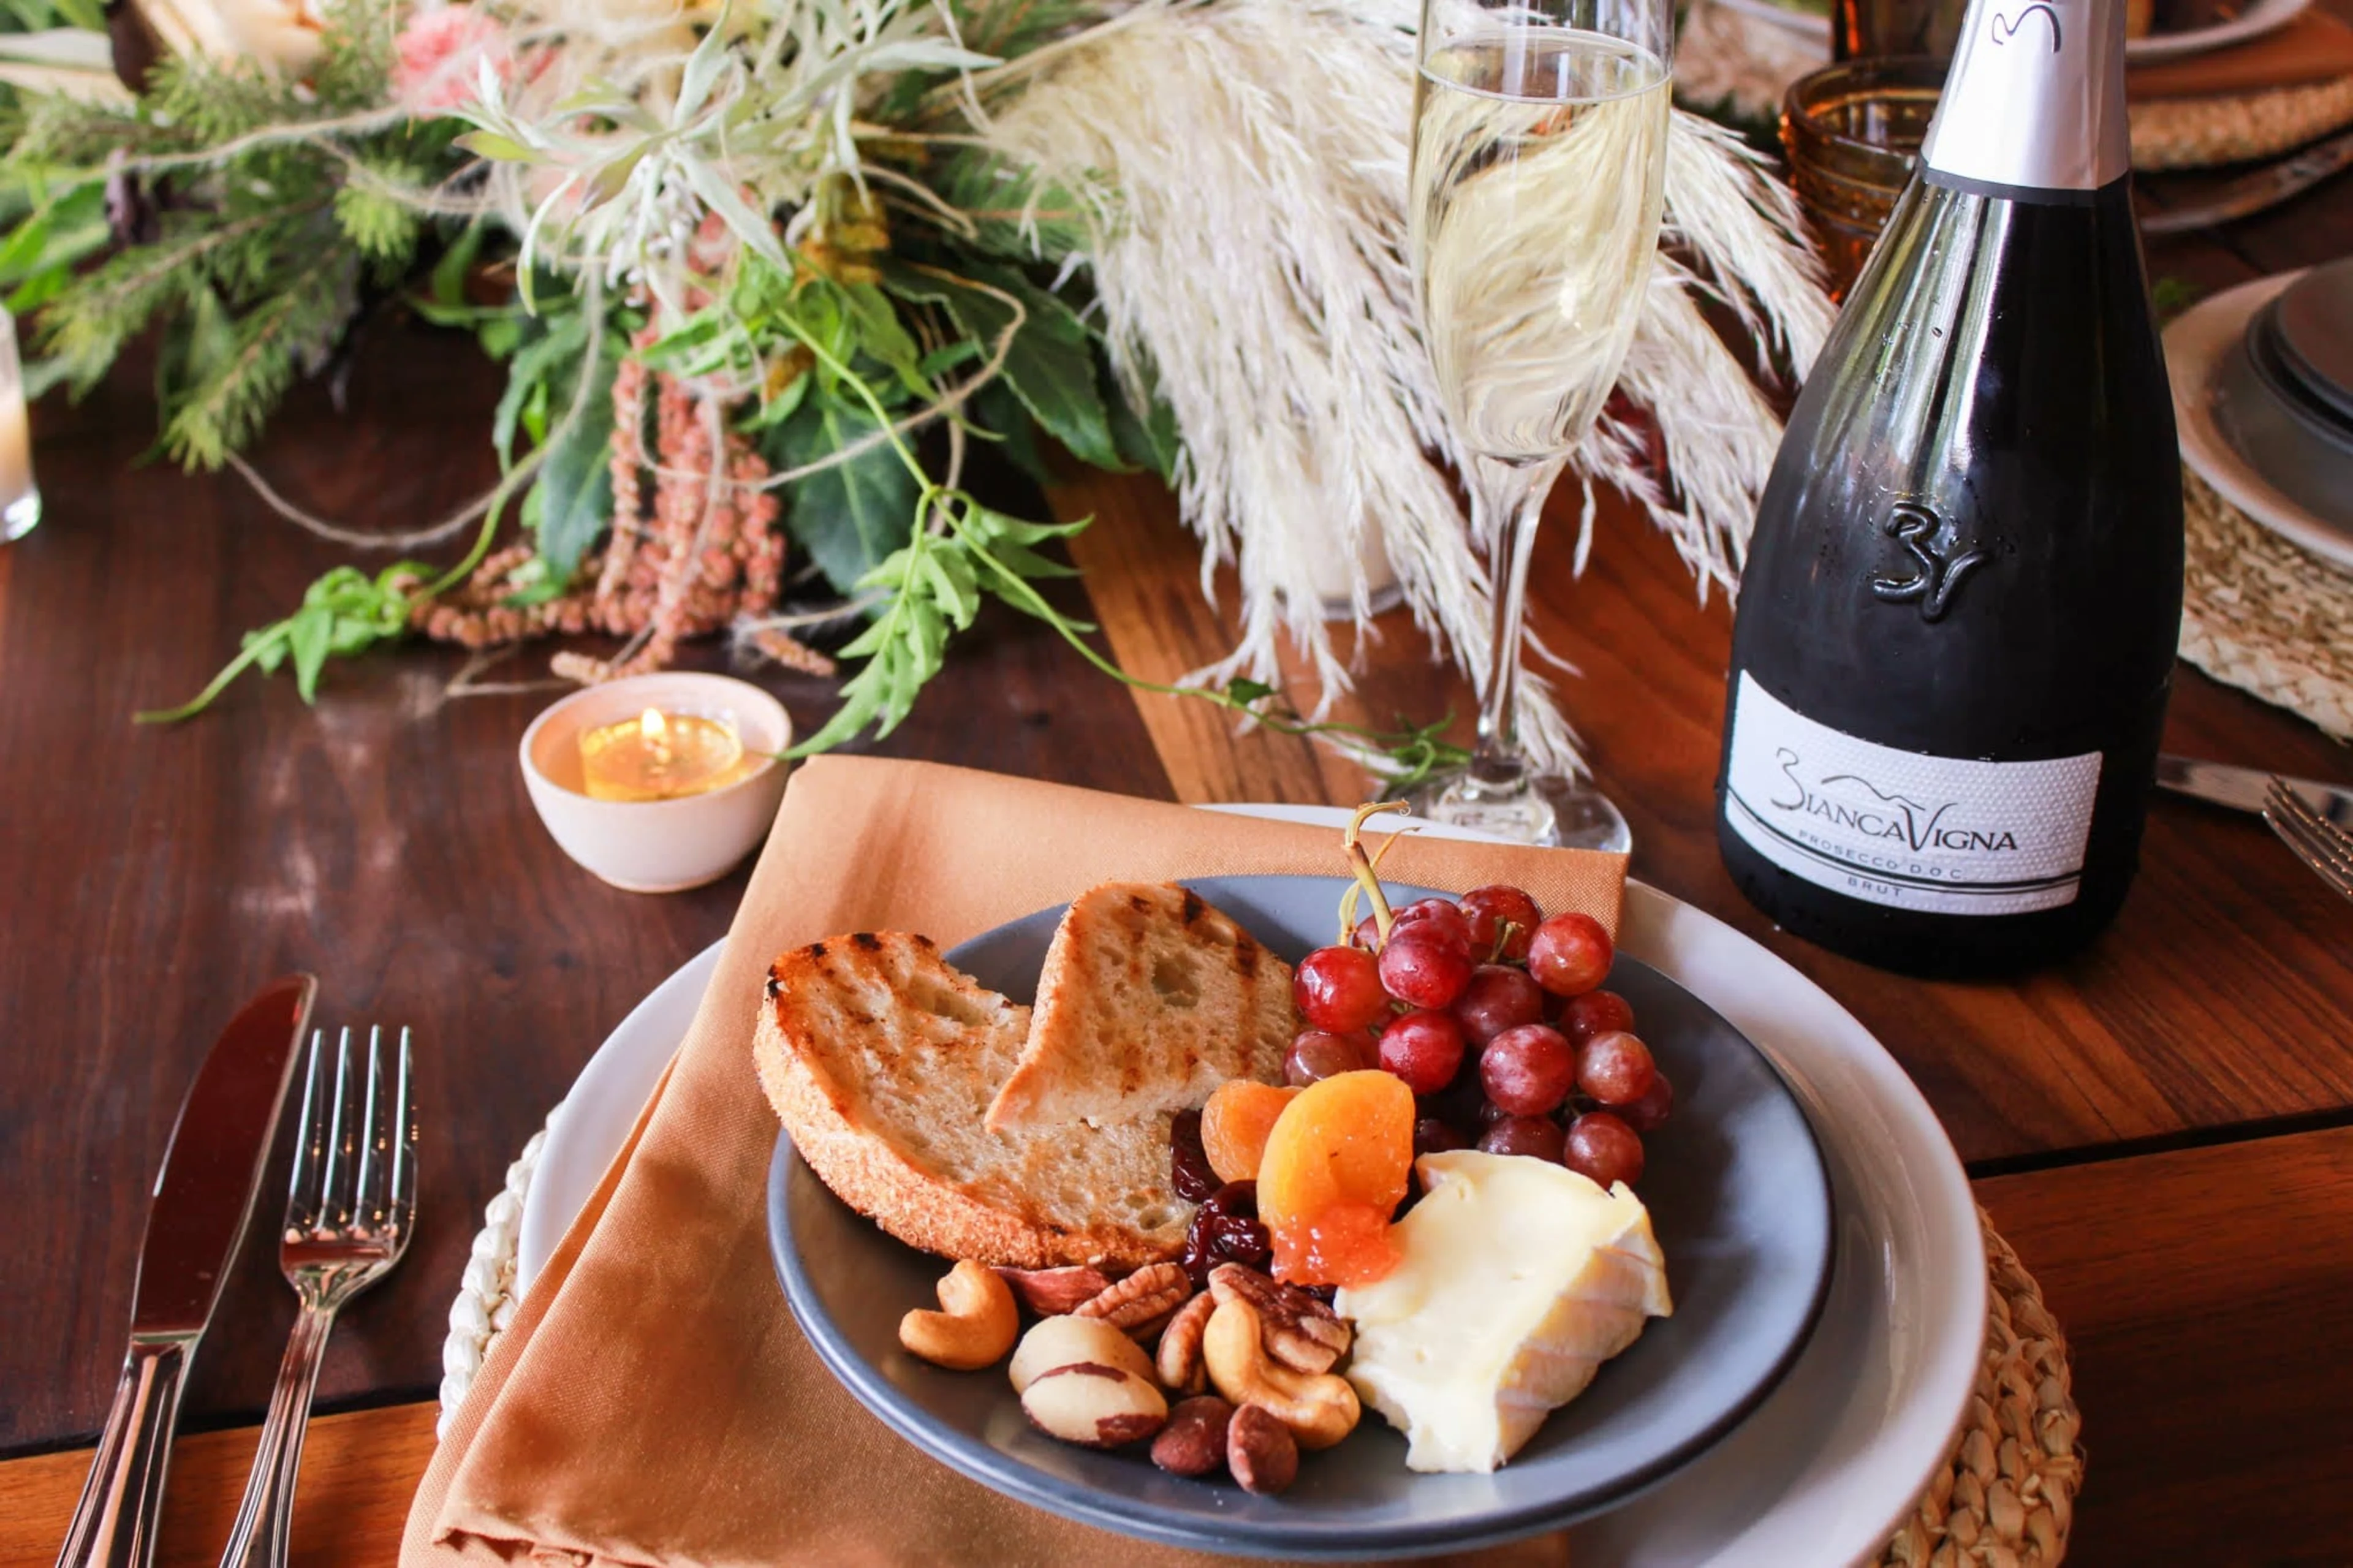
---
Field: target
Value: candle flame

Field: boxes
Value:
[639,708,667,744]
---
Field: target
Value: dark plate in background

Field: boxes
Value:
[767,876,1833,1559]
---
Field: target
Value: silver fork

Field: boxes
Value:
[2264,778,2353,904]
[219,1027,417,1568]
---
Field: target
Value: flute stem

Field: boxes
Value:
[1468,451,1565,789]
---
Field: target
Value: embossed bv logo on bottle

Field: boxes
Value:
[1871,501,1988,621]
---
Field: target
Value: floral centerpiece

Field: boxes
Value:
[0,0,1830,775]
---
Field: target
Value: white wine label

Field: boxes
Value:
[1723,673,2102,917]
[1920,0,2129,195]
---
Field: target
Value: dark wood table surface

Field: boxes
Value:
[3,173,2351,1567]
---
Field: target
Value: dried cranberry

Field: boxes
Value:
[1178,1180,1271,1286]
[1170,1108,1219,1203]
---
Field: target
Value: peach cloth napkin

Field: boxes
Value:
[2129,9,2353,97]
[404,757,1626,1568]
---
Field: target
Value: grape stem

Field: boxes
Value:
[1339,801,1411,946]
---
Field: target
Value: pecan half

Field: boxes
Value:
[1155,1289,1217,1396]
[994,1265,1113,1317]
[1207,1263,1351,1375]
[1074,1262,1192,1338]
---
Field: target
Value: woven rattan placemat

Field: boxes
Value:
[2183,467,2353,740]
[2135,76,2353,170]
[440,1109,2085,1565]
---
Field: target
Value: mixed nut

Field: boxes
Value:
[900,1253,1360,1493]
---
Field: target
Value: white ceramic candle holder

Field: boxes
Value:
[520,673,792,893]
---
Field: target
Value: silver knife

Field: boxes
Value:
[2156,754,2353,830]
[58,975,317,1568]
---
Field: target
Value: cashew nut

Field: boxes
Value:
[1202,1298,1360,1450]
[899,1259,1018,1371]
[1009,1314,1156,1392]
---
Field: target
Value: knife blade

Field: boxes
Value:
[58,975,316,1568]
[2156,754,2353,830]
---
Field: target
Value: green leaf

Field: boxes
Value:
[1108,378,1181,483]
[917,340,982,381]
[964,378,1054,487]
[477,314,525,360]
[883,260,1118,471]
[428,220,487,309]
[673,6,736,123]
[768,385,922,597]
[454,129,533,162]
[681,158,787,271]
[531,344,618,581]
[287,605,332,703]
[738,361,812,430]
[840,281,927,396]
[585,143,649,207]
[492,310,588,464]
[961,502,1086,548]
[1226,677,1278,706]
[985,539,1080,581]
[0,179,107,307]
[917,540,980,629]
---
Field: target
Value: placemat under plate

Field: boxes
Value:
[2181,464,2353,740]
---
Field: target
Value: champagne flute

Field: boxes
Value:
[1408,0,1673,849]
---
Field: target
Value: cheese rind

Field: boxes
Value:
[1333,1151,1671,1473]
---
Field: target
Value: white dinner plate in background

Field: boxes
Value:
[2168,269,2353,572]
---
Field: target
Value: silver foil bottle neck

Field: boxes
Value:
[1919,0,2130,195]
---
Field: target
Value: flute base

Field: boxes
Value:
[1409,764,1633,853]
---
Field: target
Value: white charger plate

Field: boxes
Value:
[2129,0,2311,61]
[1703,0,2308,65]
[2167,268,2353,572]
[515,805,1983,1568]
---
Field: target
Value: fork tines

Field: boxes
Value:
[2263,778,2353,904]
[286,1025,417,1248]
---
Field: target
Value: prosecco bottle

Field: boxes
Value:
[1715,0,2183,976]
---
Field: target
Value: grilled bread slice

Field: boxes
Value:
[754,931,1191,1269]
[985,882,1295,1133]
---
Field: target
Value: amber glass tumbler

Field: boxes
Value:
[1781,58,1944,300]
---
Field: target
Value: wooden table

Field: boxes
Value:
[3,198,2351,1568]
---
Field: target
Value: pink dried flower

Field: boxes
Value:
[393,6,511,115]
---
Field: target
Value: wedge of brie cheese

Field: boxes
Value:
[1333,1149,1672,1472]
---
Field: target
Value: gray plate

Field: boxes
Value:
[767,876,1833,1559]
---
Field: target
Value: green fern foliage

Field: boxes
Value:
[13,0,463,468]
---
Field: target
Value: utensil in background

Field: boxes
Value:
[58,977,318,1568]
[2157,753,2353,826]
[1779,58,1942,299]
[218,1027,417,1568]
[2262,776,2353,900]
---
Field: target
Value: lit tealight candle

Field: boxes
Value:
[0,306,40,544]
[578,706,759,801]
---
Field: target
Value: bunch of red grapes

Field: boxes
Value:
[1288,887,1670,1189]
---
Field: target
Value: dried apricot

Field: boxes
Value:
[1256,1069,1414,1287]
[1200,1081,1300,1184]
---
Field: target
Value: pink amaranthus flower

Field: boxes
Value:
[392,6,512,115]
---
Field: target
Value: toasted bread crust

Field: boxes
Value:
[987,882,1295,1132]
[753,934,1181,1270]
